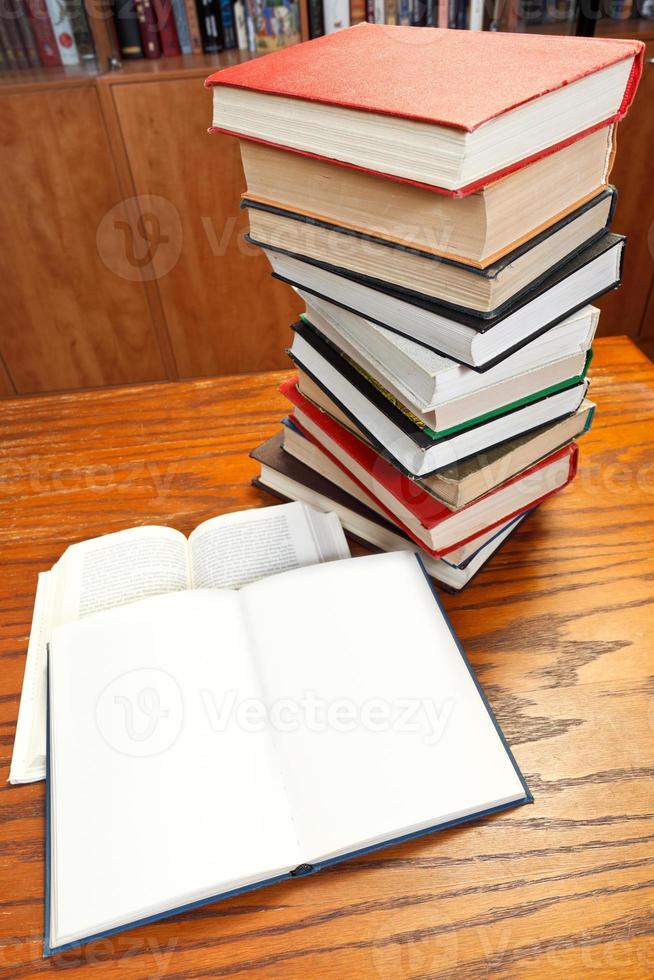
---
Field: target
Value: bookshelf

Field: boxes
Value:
[0,28,652,395]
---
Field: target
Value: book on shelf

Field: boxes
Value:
[170,0,193,52]
[112,0,143,57]
[252,428,531,589]
[245,189,616,315]
[135,0,162,55]
[13,0,42,66]
[281,376,579,555]
[10,502,349,785]
[151,0,181,54]
[44,0,81,63]
[219,0,237,47]
[44,548,530,953]
[251,0,302,51]
[298,295,598,422]
[207,23,643,194]
[265,232,625,370]
[64,0,96,59]
[322,0,350,32]
[238,126,616,268]
[183,0,203,51]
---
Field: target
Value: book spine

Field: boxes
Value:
[135,0,161,55]
[373,0,383,18]
[410,0,426,22]
[424,0,434,23]
[0,12,21,67]
[112,0,143,56]
[350,0,366,22]
[15,0,42,65]
[151,0,180,53]
[233,0,247,46]
[396,0,409,20]
[25,0,61,64]
[43,0,80,63]
[182,0,202,48]
[64,0,95,58]
[383,0,395,21]
[195,0,222,51]
[218,0,236,46]
[85,0,120,69]
[468,0,483,28]
[307,0,324,31]
[364,0,374,18]
[170,0,192,51]
[322,0,349,30]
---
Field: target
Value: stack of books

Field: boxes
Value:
[207,23,644,590]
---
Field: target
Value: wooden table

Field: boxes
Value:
[1,336,653,978]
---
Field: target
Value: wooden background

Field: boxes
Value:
[0,45,653,396]
[0,336,652,977]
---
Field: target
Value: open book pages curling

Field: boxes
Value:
[10,502,349,785]
[45,551,531,954]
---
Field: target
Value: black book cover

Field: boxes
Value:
[196,0,223,51]
[307,0,323,35]
[259,230,624,346]
[112,0,143,57]
[288,317,588,471]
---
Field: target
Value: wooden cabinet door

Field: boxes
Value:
[108,76,302,378]
[0,83,166,394]
[595,41,654,340]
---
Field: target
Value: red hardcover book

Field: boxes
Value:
[280,377,579,557]
[206,23,643,196]
[135,0,162,56]
[151,0,181,54]
[25,0,61,65]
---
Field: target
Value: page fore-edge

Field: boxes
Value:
[43,555,531,956]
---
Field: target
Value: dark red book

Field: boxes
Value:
[151,0,180,55]
[207,24,644,196]
[25,0,61,65]
[280,377,579,557]
[135,0,161,57]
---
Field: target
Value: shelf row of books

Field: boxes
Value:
[208,23,644,589]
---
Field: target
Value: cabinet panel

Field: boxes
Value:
[0,85,166,393]
[595,42,654,339]
[110,77,302,377]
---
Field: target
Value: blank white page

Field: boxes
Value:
[48,590,301,951]
[241,552,527,863]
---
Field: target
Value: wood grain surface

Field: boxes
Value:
[0,84,167,393]
[0,336,652,978]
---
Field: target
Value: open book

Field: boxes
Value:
[10,503,349,785]
[46,550,531,954]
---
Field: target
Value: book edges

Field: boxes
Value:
[211,119,623,198]
[243,187,616,279]
[284,384,578,555]
[284,375,580,529]
[252,426,533,570]
[255,231,625,326]
[241,184,611,271]
[289,317,590,453]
